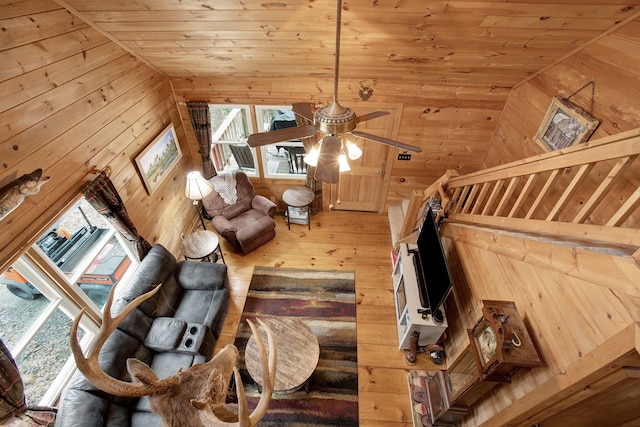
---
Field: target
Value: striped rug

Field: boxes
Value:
[232,266,358,426]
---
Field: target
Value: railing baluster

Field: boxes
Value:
[525,169,560,219]
[607,186,640,227]
[494,177,519,216]
[572,156,636,224]
[482,180,504,215]
[508,174,536,218]
[471,182,491,215]
[546,163,595,221]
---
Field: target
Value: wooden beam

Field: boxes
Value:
[447,213,640,248]
[443,222,640,297]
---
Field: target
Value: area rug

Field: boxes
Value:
[232,266,358,426]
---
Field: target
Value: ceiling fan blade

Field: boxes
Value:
[247,124,317,148]
[292,103,315,122]
[356,111,390,123]
[315,135,340,184]
[351,131,422,153]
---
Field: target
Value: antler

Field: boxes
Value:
[70,284,180,396]
[193,319,277,427]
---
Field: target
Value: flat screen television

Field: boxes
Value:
[409,206,453,319]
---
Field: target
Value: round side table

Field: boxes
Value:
[244,317,320,393]
[180,230,225,264]
[282,186,314,230]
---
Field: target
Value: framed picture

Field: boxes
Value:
[135,124,183,194]
[534,97,599,151]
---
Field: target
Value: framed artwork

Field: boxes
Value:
[135,123,182,194]
[534,97,599,151]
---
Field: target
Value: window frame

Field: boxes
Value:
[1,194,139,406]
[208,104,259,177]
[254,105,308,180]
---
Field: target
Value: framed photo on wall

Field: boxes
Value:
[534,97,599,151]
[135,123,183,194]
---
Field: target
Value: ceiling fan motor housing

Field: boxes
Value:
[314,103,357,136]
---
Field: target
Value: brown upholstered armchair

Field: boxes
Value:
[201,170,276,254]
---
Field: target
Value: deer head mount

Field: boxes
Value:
[70,285,277,427]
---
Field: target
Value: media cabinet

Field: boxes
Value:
[392,242,447,350]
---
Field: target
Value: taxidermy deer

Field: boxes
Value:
[70,285,277,427]
[0,168,50,221]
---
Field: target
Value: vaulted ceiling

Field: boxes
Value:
[57,0,639,87]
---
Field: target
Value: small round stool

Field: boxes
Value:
[282,186,314,230]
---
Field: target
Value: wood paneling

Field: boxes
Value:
[171,76,510,210]
[482,16,640,228]
[0,0,196,270]
[56,0,640,87]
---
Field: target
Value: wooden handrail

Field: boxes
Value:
[443,129,639,248]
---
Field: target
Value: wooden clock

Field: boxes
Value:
[421,300,542,424]
[468,300,541,383]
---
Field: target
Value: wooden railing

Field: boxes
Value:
[210,108,250,171]
[445,128,640,249]
[395,129,640,296]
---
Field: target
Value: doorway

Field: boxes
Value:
[330,102,403,212]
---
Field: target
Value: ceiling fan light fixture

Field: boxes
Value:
[304,144,321,167]
[346,140,363,160]
[339,153,351,172]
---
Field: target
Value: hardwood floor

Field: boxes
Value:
[204,209,442,426]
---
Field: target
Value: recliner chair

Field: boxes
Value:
[202,171,276,254]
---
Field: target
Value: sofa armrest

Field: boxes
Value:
[175,261,228,290]
[211,215,236,234]
[252,194,276,218]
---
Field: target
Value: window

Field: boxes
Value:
[209,105,258,176]
[0,198,139,406]
[255,106,308,179]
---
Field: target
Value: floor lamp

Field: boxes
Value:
[185,171,214,230]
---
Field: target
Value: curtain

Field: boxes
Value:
[186,101,217,179]
[0,339,25,421]
[83,172,152,260]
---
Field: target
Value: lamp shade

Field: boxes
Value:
[185,171,214,200]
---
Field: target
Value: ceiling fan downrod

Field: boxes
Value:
[313,0,357,136]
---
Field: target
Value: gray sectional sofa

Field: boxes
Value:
[55,244,230,427]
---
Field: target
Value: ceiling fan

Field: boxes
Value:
[246,0,421,183]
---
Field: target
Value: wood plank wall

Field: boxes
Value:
[445,17,640,425]
[480,16,640,226]
[441,224,639,426]
[0,0,196,271]
[171,77,510,210]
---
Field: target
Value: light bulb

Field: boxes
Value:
[339,154,351,172]
[346,141,362,160]
[303,146,320,166]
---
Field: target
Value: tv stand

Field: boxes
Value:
[392,243,447,364]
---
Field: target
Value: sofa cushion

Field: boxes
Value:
[134,352,204,414]
[153,276,181,318]
[112,300,155,343]
[118,245,177,317]
[55,388,109,427]
[174,262,227,291]
[144,318,186,352]
[174,288,229,336]
[105,403,131,427]
[130,411,162,427]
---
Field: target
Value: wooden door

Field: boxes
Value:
[330,102,403,212]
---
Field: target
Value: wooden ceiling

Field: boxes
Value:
[57,0,639,87]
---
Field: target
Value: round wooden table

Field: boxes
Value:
[282,186,315,230]
[180,230,224,263]
[244,317,320,393]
